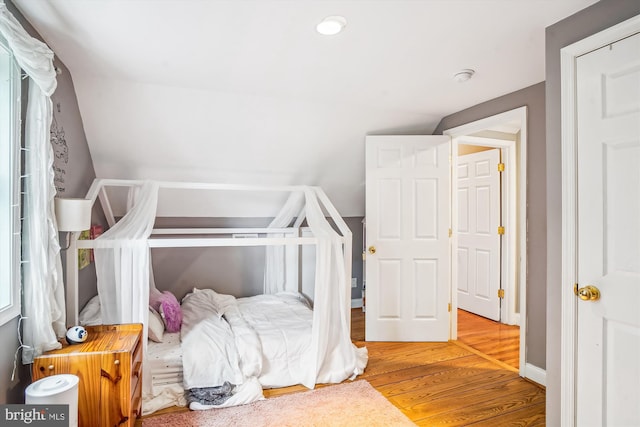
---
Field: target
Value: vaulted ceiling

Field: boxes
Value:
[14,0,597,216]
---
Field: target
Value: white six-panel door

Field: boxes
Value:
[457,149,501,321]
[365,135,450,341]
[575,31,640,426]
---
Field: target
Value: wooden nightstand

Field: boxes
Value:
[32,324,143,427]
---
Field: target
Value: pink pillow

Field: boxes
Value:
[150,290,182,333]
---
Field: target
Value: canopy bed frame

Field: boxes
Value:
[61,178,365,413]
[65,178,353,326]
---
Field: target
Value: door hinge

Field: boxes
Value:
[498,226,505,235]
[448,303,451,312]
[498,289,505,299]
[497,162,505,172]
[448,228,452,237]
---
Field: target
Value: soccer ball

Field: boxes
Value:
[65,326,88,344]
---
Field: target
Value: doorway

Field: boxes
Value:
[444,106,528,377]
[456,144,502,321]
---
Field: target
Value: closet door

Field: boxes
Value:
[574,30,640,426]
[365,135,450,341]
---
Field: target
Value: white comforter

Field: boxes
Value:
[233,292,313,387]
[180,289,314,409]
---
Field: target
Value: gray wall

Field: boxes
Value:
[433,82,547,369]
[0,0,98,404]
[50,42,105,313]
[545,1,640,424]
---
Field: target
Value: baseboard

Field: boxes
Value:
[511,313,520,326]
[351,298,363,308]
[524,363,546,386]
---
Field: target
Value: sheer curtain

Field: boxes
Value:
[94,181,158,325]
[93,181,158,396]
[299,188,367,388]
[263,191,304,294]
[0,3,65,363]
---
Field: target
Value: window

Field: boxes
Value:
[0,33,22,325]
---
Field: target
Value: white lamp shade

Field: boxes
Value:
[55,198,92,232]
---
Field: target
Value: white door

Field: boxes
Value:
[575,31,640,426]
[457,149,501,321]
[365,135,450,341]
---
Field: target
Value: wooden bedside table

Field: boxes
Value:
[32,324,143,427]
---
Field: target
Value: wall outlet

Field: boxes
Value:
[351,277,358,288]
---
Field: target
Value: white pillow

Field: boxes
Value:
[182,287,234,318]
[148,307,165,343]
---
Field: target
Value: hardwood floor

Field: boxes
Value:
[139,308,544,426]
[348,308,544,426]
[456,308,521,370]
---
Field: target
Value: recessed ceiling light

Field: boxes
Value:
[453,69,475,82]
[317,16,347,36]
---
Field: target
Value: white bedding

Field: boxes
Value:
[234,293,312,387]
[82,287,365,414]
[147,332,182,386]
[179,289,317,410]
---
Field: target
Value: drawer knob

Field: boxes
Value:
[114,359,120,365]
[48,365,54,371]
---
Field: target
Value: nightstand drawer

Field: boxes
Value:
[130,337,143,399]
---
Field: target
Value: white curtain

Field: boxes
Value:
[94,181,158,325]
[298,188,367,387]
[93,180,158,397]
[0,3,64,362]
[263,188,367,386]
[263,191,304,294]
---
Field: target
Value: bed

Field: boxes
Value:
[68,179,368,414]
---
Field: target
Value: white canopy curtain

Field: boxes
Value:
[300,188,367,388]
[263,191,304,294]
[94,181,158,325]
[94,180,158,397]
[0,2,64,363]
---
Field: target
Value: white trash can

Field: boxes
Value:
[25,374,79,427]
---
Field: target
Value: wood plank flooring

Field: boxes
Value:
[456,308,521,370]
[348,308,544,426]
[139,308,544,426]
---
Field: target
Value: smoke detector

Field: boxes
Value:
[453,69,475,82]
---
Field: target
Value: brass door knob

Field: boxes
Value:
[576,285,600,301]
[368,246,376,255]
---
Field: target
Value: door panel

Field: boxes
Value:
[457,149,501,321]
[576,31,640,426]
[365,135,450,342]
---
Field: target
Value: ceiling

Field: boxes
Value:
[13,0,598,217]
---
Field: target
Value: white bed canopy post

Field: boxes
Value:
[313,187,352,319]
[284,206,306,294]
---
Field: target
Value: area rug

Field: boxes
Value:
[142,380,415,427]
